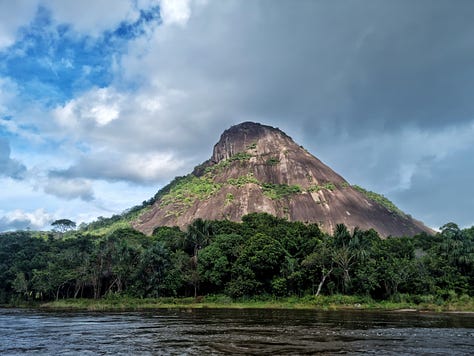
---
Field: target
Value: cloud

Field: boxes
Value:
[53,151,185,184]
[43,0,142,37]
[39,1,474,226]
[0,138,27,179]
[393,144,474,229]
[0,77,19,112]
[2,0,474,230]
[160,0,192,26]
[48,84,199,183]
[315,121,474,192]
[0,1,162,110]
[44,176,94,201]
[122,1,474,135]
[0,1,38,49]
[0,208,52,231]
[53,87,123,129]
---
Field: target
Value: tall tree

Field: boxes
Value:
[51,219,76,233]
[185,218,213,297]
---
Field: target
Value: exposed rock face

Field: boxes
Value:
[134,122,433,237]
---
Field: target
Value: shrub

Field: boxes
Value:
[266,157,280,166]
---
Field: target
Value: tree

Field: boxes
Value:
[199,233,245,292]
[133,241,172,297]
[51,219,76,233]
[331,225,373,294]
[231,232,286,296]
[185,218,213,297]
[301,235,334,296]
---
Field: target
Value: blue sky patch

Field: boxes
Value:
[0,5,160,108]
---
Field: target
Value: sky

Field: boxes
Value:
[0,0,473,232]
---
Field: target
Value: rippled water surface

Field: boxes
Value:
[1,308,473,355]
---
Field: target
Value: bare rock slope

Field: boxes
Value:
[134,122,433,237]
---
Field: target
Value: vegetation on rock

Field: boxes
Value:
[266,157,280,166]
[160,175,222,208]
[226,173,259,187]
[352,185,406,217]
[261,183,302,199]
[307,182,336,192]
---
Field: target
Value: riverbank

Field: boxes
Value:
[33,294,474,312]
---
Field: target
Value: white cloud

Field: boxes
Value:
[53,87,123,129]
[0,1,38,49]
[0,208,52,231]
[121,151,186,181]
[44,176,94,201]
[160,0,192,26]
[56,150,185,184]
[43,0,141,37]
[48,83,201,184]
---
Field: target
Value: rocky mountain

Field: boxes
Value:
[133,122,433,237]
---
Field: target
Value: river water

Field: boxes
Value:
[1,308,473,355]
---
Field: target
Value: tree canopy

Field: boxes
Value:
[1,214,473,305]
[51,219,77,233]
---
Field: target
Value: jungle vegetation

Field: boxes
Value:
[1,213,473,306]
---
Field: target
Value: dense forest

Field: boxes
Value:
[1,213,473,305]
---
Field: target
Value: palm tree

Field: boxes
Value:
[331,224,371,294]
[440,223,474,273]
[186,218,212,297]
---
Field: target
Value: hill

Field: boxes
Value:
[132,122,433,237]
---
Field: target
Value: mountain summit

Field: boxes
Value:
[134,122,432,236]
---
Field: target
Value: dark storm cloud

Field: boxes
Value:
[123,0,474,153]
[236,0,474,134]
[393,146,474,229]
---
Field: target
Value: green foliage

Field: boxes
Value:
[246,142,257,150]
[152,226,186,252]
[160,175,222,209]
[226,173,259,187]
[229,152,253,162]
[204,162,226,174]
[51,219,76,233]
[79,205,149,235]
[261,183,302,199]
[225,193,234,205]
[352,185,406,217]
[199,233,245,290]
[266,157,280,166]
[81,219,132,237]
[204,152,253,174]
[271,277,288,296]
[1,214,473,309]
[307,182,336,192]
[80,176,191,233]
[40,293,474,311]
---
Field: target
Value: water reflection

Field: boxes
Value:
[1,308,473,355]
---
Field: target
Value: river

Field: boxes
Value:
[1,308,473,355]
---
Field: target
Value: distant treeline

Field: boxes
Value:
[1,213,473,304]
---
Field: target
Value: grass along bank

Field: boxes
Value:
[39,294,474,312]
